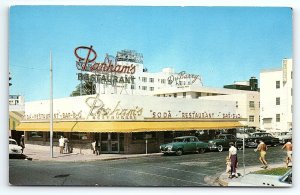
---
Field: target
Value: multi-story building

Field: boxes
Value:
[260,58,293,133]
[153,86,260,129]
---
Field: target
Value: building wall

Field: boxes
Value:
[199,93,260,129]
[260,59,293,133]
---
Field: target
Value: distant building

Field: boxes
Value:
[224,77,259,91]
[260,59,293,133]
[9,95,25,138]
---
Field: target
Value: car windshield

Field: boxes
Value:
[173,138,184,142]
[9,140,17,145]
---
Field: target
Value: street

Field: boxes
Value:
[9,146,287,186]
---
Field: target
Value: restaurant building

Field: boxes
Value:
[16,93,243,154]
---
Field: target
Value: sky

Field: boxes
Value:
[9,6,292,102]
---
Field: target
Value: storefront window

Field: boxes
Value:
[28,131,44,140]
[70,132,88,140]
[132,132,156,141]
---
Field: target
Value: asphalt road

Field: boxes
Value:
[9,146,287,186]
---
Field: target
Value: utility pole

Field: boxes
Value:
[50,51,54,158]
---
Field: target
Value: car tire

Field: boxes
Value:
[176,149,183,156]
[217,145,223,152]
[198,148,205,154]
[237,145,243,150]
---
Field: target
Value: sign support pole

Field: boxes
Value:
[50,51,54,158]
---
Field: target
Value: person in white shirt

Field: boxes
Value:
[59,136,65,154]
[228,142,238,178]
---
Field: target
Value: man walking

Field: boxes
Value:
[282,139,292,168]
[228,142,238,178]
[255,140,268,169]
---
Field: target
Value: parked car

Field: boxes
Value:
[272,131,292,144]
[9,138,23,158]
[160,136,208,156]
[245,132,280,148]
[228,169,292,187]
[208,134,243,152]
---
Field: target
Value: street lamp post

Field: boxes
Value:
[50,51,54,158]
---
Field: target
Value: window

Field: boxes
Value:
[29,131,43,139]
[142,86,147,90]
[291,71,293,79]
[174,93,177,98]
[276,97,280,105]
[183,92,186,98]
[161,79,166,84]
[131,85,135,90]
[236,101,238,108]
[132,132,156,141]
[149,87,154,91]
[276,114,280,122]
[249,115,255,122]
[149,78,154,83]
[276,81,280,89]
[142,77,147,82]
[70,132,88,140]
[249,101,255,108]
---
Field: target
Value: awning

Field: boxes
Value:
[15,121,243,133]
[9,111,24,130]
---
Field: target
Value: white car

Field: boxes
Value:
[275,132,292,144]
[9,138,22,155]
[228,169,292,187]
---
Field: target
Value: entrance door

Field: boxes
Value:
[100,133,119,153]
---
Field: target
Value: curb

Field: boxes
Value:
[25,152,163,162]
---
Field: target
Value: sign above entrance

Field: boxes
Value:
[74,46,137,74]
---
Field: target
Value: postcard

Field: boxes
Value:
[9,6,292,187]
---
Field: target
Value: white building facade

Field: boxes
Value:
[260,59,293,133]
[153,86,260,129]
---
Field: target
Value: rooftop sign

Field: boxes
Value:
[75,46,136,74]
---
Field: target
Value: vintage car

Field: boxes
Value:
[245,132,280,147]
[208,134,243,152]
[9,138,23,158]
[228,169,292,187]
[272,131,292,144]
[160,136,208,156]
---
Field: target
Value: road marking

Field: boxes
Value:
[105,166,209,186]
[144,164,208,176]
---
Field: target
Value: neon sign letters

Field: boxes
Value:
[75,46,136,74]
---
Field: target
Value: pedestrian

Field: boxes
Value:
[59,136,65,154]
[20,135,25,154]
[91,140,96,154]
[64,137,69,154]
[254,140,268,169]
[95,139,101,155]
[282,139,292,168]
[225,156,231,178]
[228,142,238,178]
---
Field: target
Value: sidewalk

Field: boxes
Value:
[216,163,289,186]
[22,144,162,162]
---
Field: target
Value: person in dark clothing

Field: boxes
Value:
[95,139,101,155]
[20,135,25,154]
